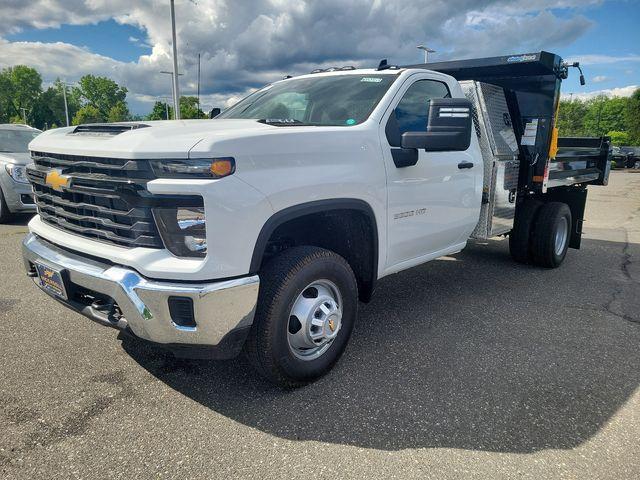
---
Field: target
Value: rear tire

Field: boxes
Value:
[530,202,572,268]
[0,187,13,224]
[509,198,542,264]
[244,246,358,388]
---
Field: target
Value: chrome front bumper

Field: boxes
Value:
[22,233,259,358]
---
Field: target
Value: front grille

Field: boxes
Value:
[28,152,163,248]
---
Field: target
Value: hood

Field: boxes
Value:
[28,119,276,159]
[0,152,32,165]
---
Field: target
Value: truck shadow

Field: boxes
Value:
[121,236,640,453]
[2,214,34,226]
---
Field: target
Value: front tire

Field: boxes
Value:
[530,202,572,268]
[245,246,358,388]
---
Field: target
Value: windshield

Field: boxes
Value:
[218,74,398,126]
[0,129,40,153]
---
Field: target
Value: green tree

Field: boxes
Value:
[9,65,42,118]
[0,70,15,123]
[147,101,172,120]
[31,80,81,129]
[74,75,128,119]
[72,105,103,125]
[0,65,42,123]
[557,100,589,136]
[107,100,130,122]
[583,96,627,136]
[179,96,206,119]
[607,131,630,146]
[625,88,640,144]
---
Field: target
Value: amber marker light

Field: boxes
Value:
[210,157,235,178]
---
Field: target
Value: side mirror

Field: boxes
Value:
[401,98,472,152]
[209,107,221,118]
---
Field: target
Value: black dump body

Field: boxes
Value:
[406,51,611,194]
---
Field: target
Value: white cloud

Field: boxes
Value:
[592,75,608,83]
[0,0,604,114]
[566,54,640,65]
[563,85,639,100]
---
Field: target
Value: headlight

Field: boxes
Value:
[4,164,30,184]
[153,206,207,258]
[150,157,235,179]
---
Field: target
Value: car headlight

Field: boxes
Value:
[153,206,207,258]
[150,157,235,179]
[4,164,30,184]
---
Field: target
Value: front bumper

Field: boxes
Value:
[22,233,260,359]
[0,171,36,213]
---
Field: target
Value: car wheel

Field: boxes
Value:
[245,246,358,388]
[530,202,572,268]
[0,187,13,224]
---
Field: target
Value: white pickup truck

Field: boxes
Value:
[23,52,610,387]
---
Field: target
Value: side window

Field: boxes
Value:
[386,80,450,146]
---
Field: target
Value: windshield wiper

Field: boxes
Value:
[258,118,310,126]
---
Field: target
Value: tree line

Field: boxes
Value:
[2,64,639,145]
[0,65,207,129]
[557,90,640,145]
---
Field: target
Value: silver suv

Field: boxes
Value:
[0,124,41,223]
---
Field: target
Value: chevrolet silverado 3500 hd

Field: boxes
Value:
[23,52,610,387]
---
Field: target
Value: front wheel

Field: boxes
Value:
[244,246,358,388]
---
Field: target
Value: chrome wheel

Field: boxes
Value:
[287,279,343,361]
[554,216,569,256]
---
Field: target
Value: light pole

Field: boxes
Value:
[160,71,184,119]
[59,81,76,126]
[20,108,27,125]
[170,0,181,119]
[158,96,172,120]
[62,83,69,126]
[417,45,436,63]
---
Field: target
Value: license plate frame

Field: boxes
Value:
[34,262,68,300]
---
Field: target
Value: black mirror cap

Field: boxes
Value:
[210,107,221,118]
[401,98,473,152]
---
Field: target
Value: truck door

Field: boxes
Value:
[380,76,482,270]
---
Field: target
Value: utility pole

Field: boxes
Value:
[20,108,27,125]
[417,45,436,63]
[170,0,181,119]
[197,53,201,116]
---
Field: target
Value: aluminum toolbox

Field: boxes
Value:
[460,81,520,239]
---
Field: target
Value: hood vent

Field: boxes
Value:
[70,123,150,136]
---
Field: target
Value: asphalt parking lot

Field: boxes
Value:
[1,172,639,479]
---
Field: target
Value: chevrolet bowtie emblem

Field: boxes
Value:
[45,169,71,192]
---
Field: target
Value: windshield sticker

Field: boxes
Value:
[345,118,356,125]
[361,77,383,83]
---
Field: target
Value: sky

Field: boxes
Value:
[0,0,638,115]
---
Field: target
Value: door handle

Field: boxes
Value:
[458,161,474,169]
